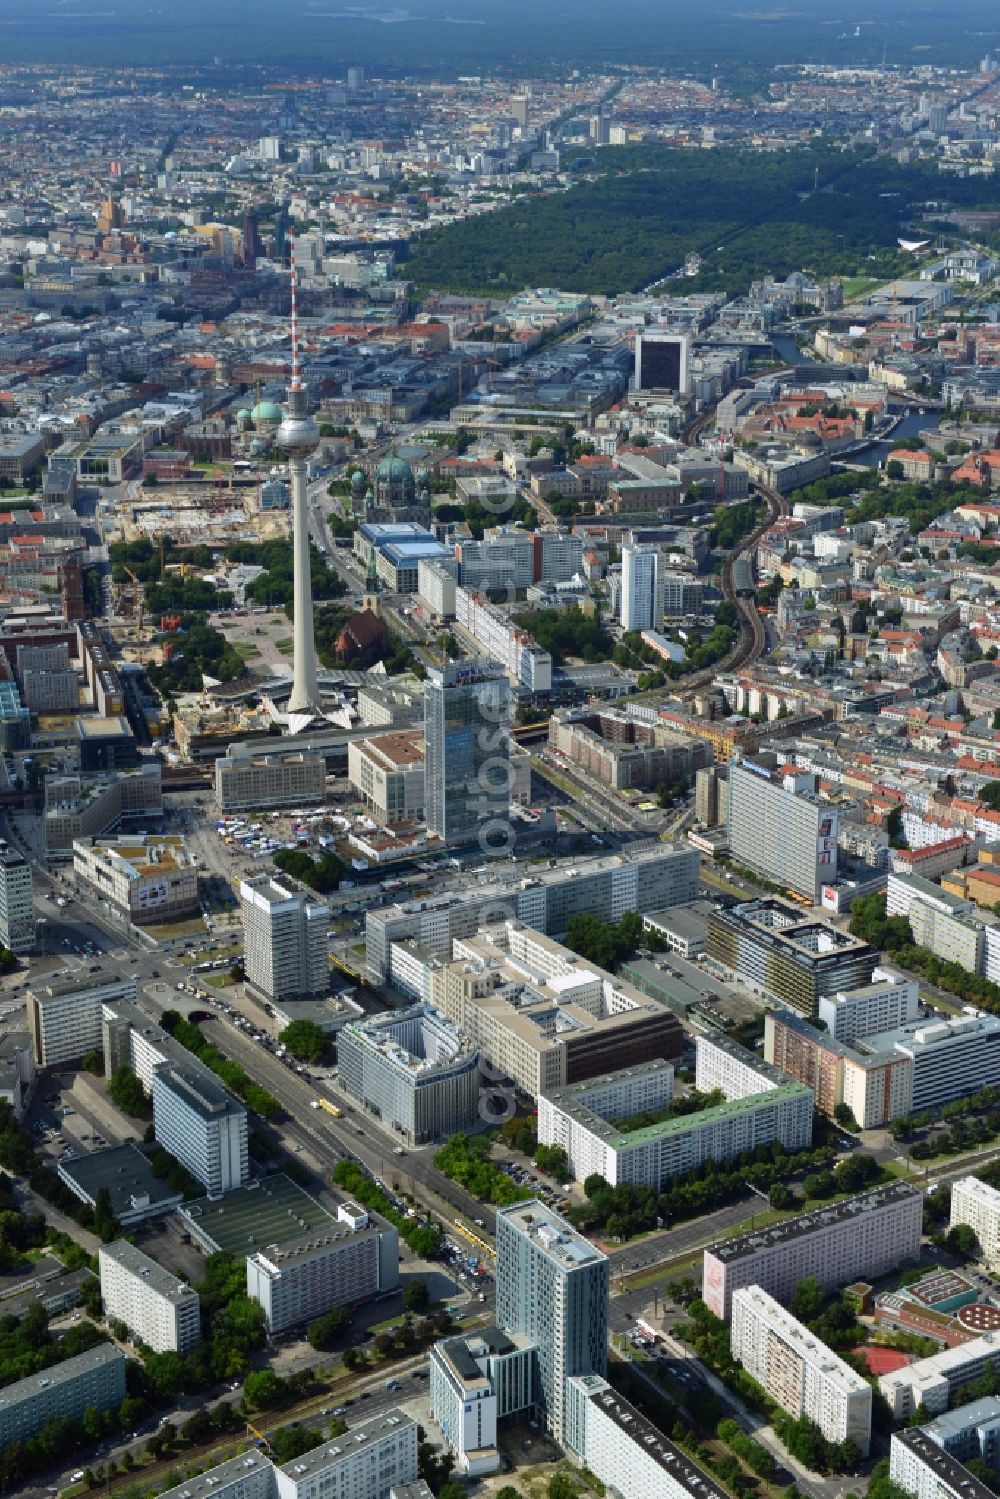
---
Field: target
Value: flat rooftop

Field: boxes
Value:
[155,1063,245,1121]
[576,1374,730,1499]
[153,1451,273,1499]
[58,1143,183,1218]
[0,1342,124,1414]
[706,1181,922,1265]
[180,1173,335,1256]
[498,1200,606,1270]
[99,1240,195,1303]
[892,1428,996,1499]
[277,1410,415,1479]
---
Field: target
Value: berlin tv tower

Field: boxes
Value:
[277,232,321,716]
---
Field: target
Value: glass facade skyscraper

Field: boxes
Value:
[423,659,511,846]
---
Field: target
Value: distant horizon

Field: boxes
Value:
[0,0,995,75]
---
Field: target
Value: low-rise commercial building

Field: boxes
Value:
[950,1177,1000,1268]
[338,1004,480,1145]
[703,1181,923,1322]
[72,834,198,926]
[152,1064,249,1200]
[214,745,326,812]
[246,1203,398,1334]
[880,1330,1000,1420]
[731,1285,872,1455]
[58,1142,185,1227]
[0,1343,127,1448]
[99,1240,201,1354]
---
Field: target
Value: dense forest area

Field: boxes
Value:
[406,147,1000,297]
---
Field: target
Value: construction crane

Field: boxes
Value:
[245,1421,271,1452]
[124,566,144,635]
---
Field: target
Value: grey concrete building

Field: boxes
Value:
[338,1004,480,1145]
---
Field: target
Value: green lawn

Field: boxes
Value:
[275,638,294,655]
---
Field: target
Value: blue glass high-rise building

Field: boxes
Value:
[423,659,511,846]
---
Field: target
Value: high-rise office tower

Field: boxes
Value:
[495,1200,609,1442]
[0,843,33,954]
[277,234,321,716]
[620,543,661,632]
[423,660,511,847]
[240,872,330,1004]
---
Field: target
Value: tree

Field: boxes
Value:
[307,1306,353,1349]
[547,1476,578,1499]
[279,1019,330,1064]
[403,1279,430,1313]
[243,1368,285,1409]
[93,1185,119,1243]
[270,1424,325,1462]
[106,1064,148,1118]
[946,1223,980,1260]
[82,1050,102,1075]
[834,1102,855,1128]
[438,1486,467,1499]
[789,1277,826,1323]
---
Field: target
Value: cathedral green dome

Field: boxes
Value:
[375,453,414,483]
[251,400,283,425]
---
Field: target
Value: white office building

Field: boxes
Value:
[702,1181,923,1322]
[728,761,838,902]
[880,1331,1000,1420]
[817,969,919,1045]
[731,1285,872,1455]
[495,1200,608,1443]
[241,873,330,1004]
[565,1374,729,1499]
[28,971,137,1066]
[246,1203,398,1333]
[99,1239,201,1354]
[621,544,661,632]
[152,1063,248,1199]
[338,1004,480,1145]
[0,843,32,954]
[273,1412,418,1499]
[365,844,699,982]
[429,1327,535,1476]
[950,1177,1000,1268]
[214,746,326,812]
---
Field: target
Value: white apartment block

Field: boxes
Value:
[890,1429,994,1499]
[454,585,552,692]
[731,1286,872,1455]
[0,843,32,954]
[152,1064,248,1200]
[241,873,330,1004]
[99,1239,201,1354]
[151,1451,274,1499]
[0,1343,127,1448]
[950,1176,1000,1267]
[28,971,137,1066]
[538,1053,811,1190]
[880,1331,1000,1421]
[246,1205,397,1333]
[695,1033,781,1099]
[702,1181,923,1322]
[457,530,535,591]
[272,1412,418,1499]
[817,969,919,1045]
[214,746,326,813]
[565,1374,731,1499]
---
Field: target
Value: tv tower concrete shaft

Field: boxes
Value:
[277,232,321,715]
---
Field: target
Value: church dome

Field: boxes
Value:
[251,399,283,426]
